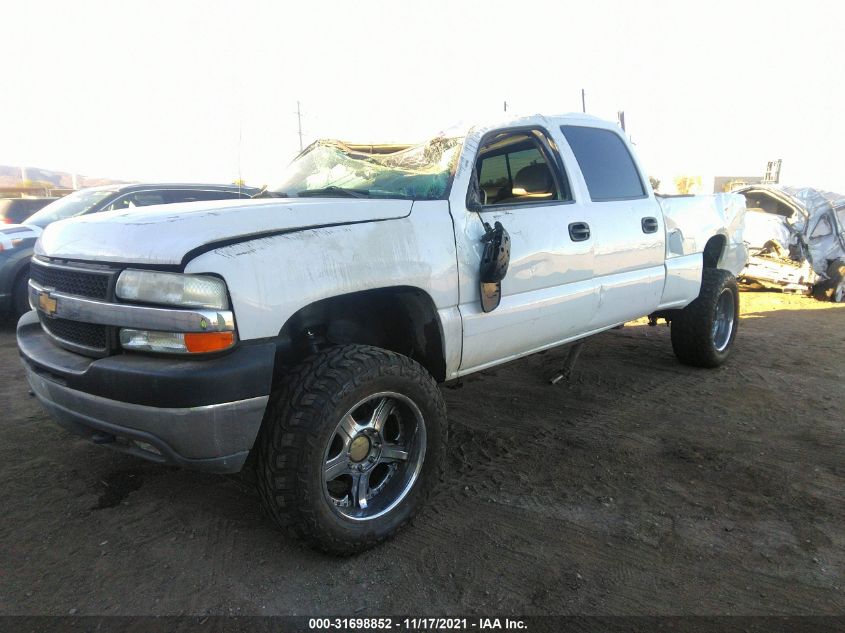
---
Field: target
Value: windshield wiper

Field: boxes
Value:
[297,186,370,199]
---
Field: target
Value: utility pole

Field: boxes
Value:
[296,101,303,152]
[581,89,586,113]
[617,110,626,132]
[503,100,508,112]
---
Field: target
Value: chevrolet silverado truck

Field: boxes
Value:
[17,114,747,554]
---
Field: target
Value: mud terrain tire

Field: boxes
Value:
[255,344,445,555]
[671,268,739,368]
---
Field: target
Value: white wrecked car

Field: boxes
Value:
[738,185,845,302]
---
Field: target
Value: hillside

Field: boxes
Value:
[0,165,128,189]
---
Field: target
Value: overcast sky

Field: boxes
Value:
[2,0,843,192]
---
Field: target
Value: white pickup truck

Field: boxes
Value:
[18,114,747,554]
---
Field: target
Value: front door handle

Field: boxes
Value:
[641,217,659,234]
[568,221,591,242]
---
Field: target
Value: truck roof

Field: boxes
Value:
[315,113,614,150]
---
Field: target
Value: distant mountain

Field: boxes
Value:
[0,165,129,189]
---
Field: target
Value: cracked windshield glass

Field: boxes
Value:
[271,134,463,200]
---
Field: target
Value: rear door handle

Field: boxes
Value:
[568,221,591,242]
[641,217,659,234]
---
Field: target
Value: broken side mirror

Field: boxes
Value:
[466,169,486,213]
[479,221,510,313]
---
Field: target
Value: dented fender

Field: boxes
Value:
[184,200,463,377]
[657,193,748,276]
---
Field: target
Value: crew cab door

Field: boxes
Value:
[454,126,598,374]
[557,124,666,329]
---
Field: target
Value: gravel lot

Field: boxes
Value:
[1,291,843,616]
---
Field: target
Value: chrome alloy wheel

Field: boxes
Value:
[322,392,427,521]
[712,287,736,352]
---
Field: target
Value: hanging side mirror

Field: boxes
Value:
[479,221,510,313]
[467,184,485,213]
[466,167,487,213]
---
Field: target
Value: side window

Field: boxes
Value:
[106,191,168,211]
[475,130,568,206]
[11,202,31,223]
[810,215,833,239]
[560,125,645,201]
[478,155,509,194]
[165,190,241,203]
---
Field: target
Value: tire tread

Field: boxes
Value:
[671,268,739,368]
[254,344,445,555]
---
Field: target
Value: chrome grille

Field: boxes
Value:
[42,317,108,351]
[32,259,118,356]
[30,259,111,300]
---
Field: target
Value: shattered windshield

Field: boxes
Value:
[271,135,463,201]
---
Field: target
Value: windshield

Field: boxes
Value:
[271,135,463,200]
[25,189,115,228]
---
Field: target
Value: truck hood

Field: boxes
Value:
[35,197,413,266]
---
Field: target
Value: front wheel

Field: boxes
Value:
[671,268,739,368]
[255,344,445,555]
[821,260,845,303]
[13,268,31,318]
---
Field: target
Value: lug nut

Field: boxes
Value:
[368,456,376,463]
[357,464,364,472]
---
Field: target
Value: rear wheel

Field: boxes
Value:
[255,344,445,555]
[671,268,739,368]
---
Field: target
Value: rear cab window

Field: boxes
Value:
[560,125,646,201]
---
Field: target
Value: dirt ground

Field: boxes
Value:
[0,291,843,616]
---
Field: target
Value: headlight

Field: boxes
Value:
[116,270,229,310]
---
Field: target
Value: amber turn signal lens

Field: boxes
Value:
[184,331,236,353]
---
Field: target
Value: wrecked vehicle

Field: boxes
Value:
[738,185,845,301]
[18,114,747,554]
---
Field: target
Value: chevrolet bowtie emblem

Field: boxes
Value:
[38,291,58,317]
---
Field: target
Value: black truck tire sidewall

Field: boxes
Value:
[671,268,739,368]
[255,344,445,555]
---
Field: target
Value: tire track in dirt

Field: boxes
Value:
[2,294,844,615]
